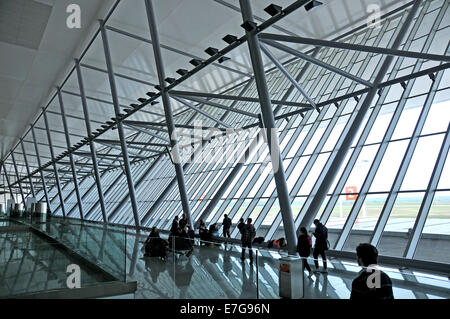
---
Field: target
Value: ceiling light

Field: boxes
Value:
[146,92,157,97]
[205,47,219,56]
[154,85,162,91]
[189,59,202,67]
[138,98,147,103]
[222,34,238,44]
[176,69,189,76]
[305,0,322,11]
[264,4,282,16]
[241,21,257,32]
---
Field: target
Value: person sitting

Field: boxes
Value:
[350,243,394,299]
[144,227,168,259]
[253,236,265,245]
[198,219,208,245]
[268,237,287,249]
[173,227,194,257]
[208,223,220,245]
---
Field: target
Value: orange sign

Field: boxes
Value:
[345,186,358,200]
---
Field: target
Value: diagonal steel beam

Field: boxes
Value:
[75,59,108,222]
[100,21,142,227]
[259,32,450,63]
[239,0,298,255]
[300,0,423,230]
[170,96,231,128]
[43,110,66,217]
[260,42,320,113]
[261,38,374,88]
[20,140,35,198]
[57,87,84,219]
[145,0,194,228]
[170,90,311,109]
[10,151,25,205]
[105,25,251,78]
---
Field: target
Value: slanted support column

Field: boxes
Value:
[2,162,14,200]
[75,60,107,223]
[10,151,25,205]
[31,125,50,210]
[20,140,35,197]
[239,0,297,255]
[144,0,193,228]
[99,21,140,228]
[300,0,423,230]
[43,110,66,217]
[404,123,450,259]
[57,88,84,219]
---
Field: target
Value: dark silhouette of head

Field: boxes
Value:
[224,214,228,218]
[239,218,244,223]
[300,227,308,235]
[313,219,320,226]
[247,218,252,224]
[174,216,178,221]
[356,243,379,267]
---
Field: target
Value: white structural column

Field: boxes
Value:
[239,0,298,255]
[20,140,35,198]
[57,88,84,219]
[99,21,140,228]
[43,110,66,217]
[31,125,51,210]
[75,60,108,223]
[144,0,193,228]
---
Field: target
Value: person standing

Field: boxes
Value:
[237,218,245,235]
[241,218,256,263]
[170,216,179,236]
[312,219,328,273]
[179,213,188,229]
[297,227,313,278]
[222,214,232,243]
[350,243,394,299]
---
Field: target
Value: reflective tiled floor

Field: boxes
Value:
[1,221,448,299]
[124,233,450,299]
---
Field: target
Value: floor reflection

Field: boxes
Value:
[126,232,450,300]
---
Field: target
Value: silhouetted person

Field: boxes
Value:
[350,243,394,299]
[144,227,168,259]
[209,223,219,245]
[237,218,245,235]
[198,219,208,245]
[222,214,232,243]
[297,227,313,278]
[170,216,179,235]
[312,219,328,273]
[179,213,188,229]
[240,218,256,263]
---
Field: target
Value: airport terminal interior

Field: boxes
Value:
[0,0,449,299]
